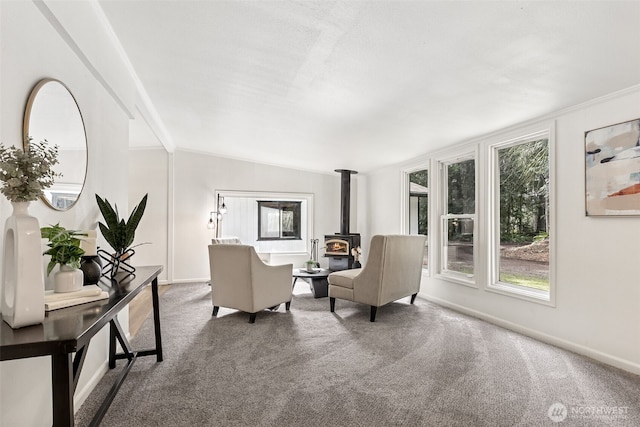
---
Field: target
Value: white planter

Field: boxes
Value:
[54,265,84,293]
[1,202,45,328]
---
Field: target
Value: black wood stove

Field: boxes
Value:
[325,169,361,271]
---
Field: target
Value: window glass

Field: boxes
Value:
[258,201,301,240]
[445,217,474,275]
[447,160,475,215]
[442,158,475,279]
[497,139,549,292]
[408,169,428,268]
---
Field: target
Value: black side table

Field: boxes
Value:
[292,268,331,298]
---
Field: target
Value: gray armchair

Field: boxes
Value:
[208,244,293,323]
[328,234,426,322]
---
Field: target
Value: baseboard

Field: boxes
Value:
[169,278,209,284]
[420,294,640,376]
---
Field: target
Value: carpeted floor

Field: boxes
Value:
[75,282,640,426]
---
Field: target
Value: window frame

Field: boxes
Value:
[486,127,556,306]
[436,151,478,287]
[402,165,430,272]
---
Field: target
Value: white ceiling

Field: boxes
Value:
[99,0,640,173]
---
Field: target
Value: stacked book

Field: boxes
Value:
[45,285,109,311]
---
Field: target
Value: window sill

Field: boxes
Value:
[435,272,477,288]
[487,282,554,306]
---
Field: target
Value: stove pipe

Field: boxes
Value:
[335,169,358,235]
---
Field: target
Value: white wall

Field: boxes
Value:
[170,150,347,282]
[366,87,640,374]
[128,148,170,283]
[0,1,135,425]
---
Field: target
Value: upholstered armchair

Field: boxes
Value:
[327,234,427,322]
[208,244,293,323]
[211,237,242,245]
[212,237,272,263]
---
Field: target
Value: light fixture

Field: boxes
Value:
[207,212,216,230]
[219,197,227,214]
[206,194,228,236]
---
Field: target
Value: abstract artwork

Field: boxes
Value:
[585,118,640,216]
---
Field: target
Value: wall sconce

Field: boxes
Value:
[207,195,227,237]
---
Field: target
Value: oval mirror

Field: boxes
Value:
[23,79,87,211]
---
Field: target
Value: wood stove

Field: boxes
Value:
[325,169,361,271]
[325,233,361,270]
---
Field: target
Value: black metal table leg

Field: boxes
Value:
[151,277,163,361]
[108,319,117,369]
[51,353,74,426]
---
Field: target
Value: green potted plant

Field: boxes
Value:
[95,193,148,277]
[305,259,317,273]
[41,223,86,293]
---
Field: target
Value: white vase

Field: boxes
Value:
[54,265,83,293]
[1,201,45,328]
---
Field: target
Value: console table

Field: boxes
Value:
[0,265,164,427]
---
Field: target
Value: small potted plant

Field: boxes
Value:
[41,223,86,293]
[95,193,148,278]
[305,259,317,273]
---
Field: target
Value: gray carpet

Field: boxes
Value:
[75,282,640,426]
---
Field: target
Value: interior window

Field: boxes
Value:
[257,201,301,240]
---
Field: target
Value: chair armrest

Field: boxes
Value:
[251,258,293,309]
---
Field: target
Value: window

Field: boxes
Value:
[408,169,429,268]
[493,136,550,298]
[257,201,301,240]
[441,157,475,281]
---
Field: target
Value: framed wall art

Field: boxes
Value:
[585,118,640,216]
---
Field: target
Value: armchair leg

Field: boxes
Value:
[330,297,336,312]
[410,293,417,304]
[249,313,257,323]
[212,306,219,317]
[285,301,291,311]
[370,306,377,322]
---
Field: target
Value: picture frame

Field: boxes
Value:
[585,118,640,216]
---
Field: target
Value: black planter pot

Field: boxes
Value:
[80,255,102,285]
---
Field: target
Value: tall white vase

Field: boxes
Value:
[1,202,45,328]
